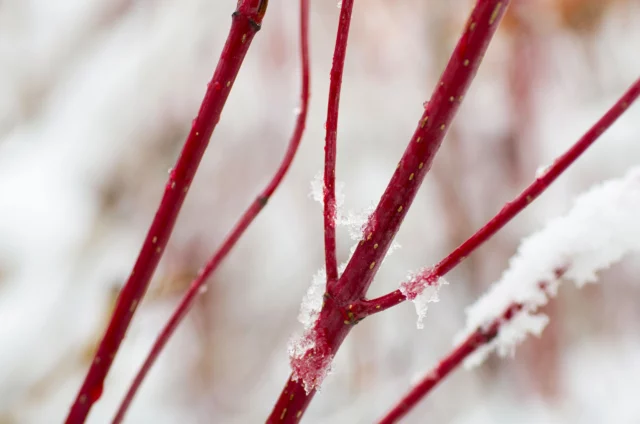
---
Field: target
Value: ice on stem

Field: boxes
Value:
[400,270,449,329]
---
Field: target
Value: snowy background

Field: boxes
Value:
[1,0,640,423]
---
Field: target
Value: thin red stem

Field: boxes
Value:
[354,75,640,320]
[324,0,354,284]
[112,1,309,422]
[329,0,509,303]
[65,2,268,423]
[377,303,521,424]
[378,270,567,423]
[268,1,510,422]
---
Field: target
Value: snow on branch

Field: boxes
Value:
[458,166,640,368]
[291,174,403,393]
[400,270,449,329]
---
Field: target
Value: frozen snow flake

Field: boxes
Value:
[458,166,640,368]
[298,268,327,329]
[288,327,334,394]
[411,285,444,330]
[360,210,378,239]
[308,171,401,260]
[336,182,345,209]
[338,204,377,242]
[400,268,437,300]
[400,269,448,329]
[308,171,345,209]
[339,209,369,240]
[535,163,551,178]
[310,171,324,204]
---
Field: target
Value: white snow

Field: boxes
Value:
[297,267,327,330]
[457,166,640,368]
[400,270,449,329]
[309,170,345,210]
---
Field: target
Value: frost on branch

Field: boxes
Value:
[290,267,335,393]
[288,326,333,394]
[289,173,406,391]
[298,267,327,330]
[458,167,640,368]
[310,170,400,254]
[292,267,334,392]
[400,269,449,329]
[310,170,345,209]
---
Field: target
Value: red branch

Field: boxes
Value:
[327,0,509,303]
[353,75,640,320]
[323,0,354,284]
[377,271,567,423]
[111,1,310,422]
[377,303,519,424]
[64,1,268,423]
[267,1,510,422]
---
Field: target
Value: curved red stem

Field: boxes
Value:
[323,0,355,285]
[111,1,310,422]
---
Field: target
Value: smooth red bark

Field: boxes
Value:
[268,1,510,422]
[327,0,509,303]
[65,2,268,423]
[323,0,354,284]
[352,75,640,320]
[111,1,310,422]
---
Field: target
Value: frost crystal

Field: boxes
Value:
[298,268,326,329]
[309,171,345,210]
[458,167,640,368]
[310,171,324,204]
[309,170,401,256]
[339,208,372,241]
[288,327,333,394]
[291,267,333,393]
[292,264,345,392]
[291,172,406,391]
[400,270,448,329]
[535,163,550,178]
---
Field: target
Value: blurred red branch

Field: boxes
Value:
[65,1,268,422]
[377,271,567,423]
[110,0,310,421]
[377,303,517,424]
[353,75,640,320]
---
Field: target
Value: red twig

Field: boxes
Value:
[65,2,268,423]
[323,0,354,284]
[111,1,310,422]
[377,271,567,423]
[377,303,520,424]
[328,0,509,303]
[353,75,640,320]
[267,1,510,422]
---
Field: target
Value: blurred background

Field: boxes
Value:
[1,0,640,422]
